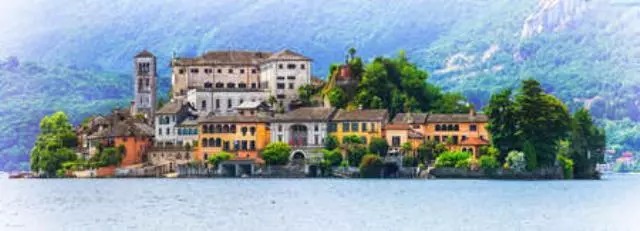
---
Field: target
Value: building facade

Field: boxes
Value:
[154,99,198,147]
[330,109,388,145]
[171,49,311,112]
[197,115,271,163]
[133,50,157,120]
[270,107,337,160]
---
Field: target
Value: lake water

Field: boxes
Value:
[0,175,639,231]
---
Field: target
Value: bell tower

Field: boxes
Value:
[133,50,157,121]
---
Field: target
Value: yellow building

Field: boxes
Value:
[329,109,388,145]
[197,115,270,163]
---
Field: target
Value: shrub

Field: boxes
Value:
[207,152,233,168]
[346,144,367,167]
[262,142,292,165]
[434,151,471,168]
[368,137,389,156]
[359,154,383,178]
[403,156,417,167]
[342,135,362,144]
[479,155,500,169]
[505,151,526,172]
[321,149,343,166]
[557,155,574,179]
[324,135,339,150]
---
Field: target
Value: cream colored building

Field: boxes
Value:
[171,49,311,112]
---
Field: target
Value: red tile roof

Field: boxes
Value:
[460,137,489,146]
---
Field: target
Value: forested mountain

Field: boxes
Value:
[1,0,639,170]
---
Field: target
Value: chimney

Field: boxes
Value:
[130,100,136,116]
[469,107,476,117]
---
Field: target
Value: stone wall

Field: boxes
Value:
[428,167,563,180]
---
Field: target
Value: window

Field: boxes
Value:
[278,135,283,141]
[217,69,222,73]
[216,82,224,88]
[227,83,235,88]
[462,135,467,141]
[238,83,247,88]
[277,83,285,89]
[362,123,368,132]
[277,94,286,99]
[251,83,257,89]
[228,69,233,74]
[288,83,294,89]
[241,140,248,150]
[190,68,199,74]
[434,136,441,142]
[328,123,337,132]
[215,99,220,109]
[227,99,232,108]
[314,135,319,144]
[342,122,350,132]
[470,124,477,131]
[251,69,257,74]
[300,64,306,69]
[239,99,244,104]
[351,122,359,132]
[145,79,150,87]
[371,123,376,131]
[201,100,206,109]
[287,76,296,80]
[278,64,284,69]
[166,128,170,135]
[241,127,248,136]
[204,68,212,74]
[277,76,285,80]
[250,141,256,150]
[314,125,319,132]
[240,69,245,74]
[453,135,459,144]
[435,124,441,131]
[447,124,454,131]
[278,125,283,132]
[250,127,256,135]
[454,124,459,131]
[178,69,185,74]
[287,64,296,69]
[158,128,162,135]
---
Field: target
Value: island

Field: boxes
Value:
[27,48,605,179]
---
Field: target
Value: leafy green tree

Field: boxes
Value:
[342,135,362,144]
[416,140,435,164]
[327,88,347,108]
[30,111,78,176]
[321,149,343,166]
[434,151,471,168]
[400,142,413,155]
[298,84,319,106]
[431,92,470,113]
[523,141,537,171]
[505,151,526,172]
[324,135,339,150]
[569,108,606,178]
[403,156,418,167]
[484,88,519,161]
[368,137,389,156]
[516,79,570,167]
[346,144,367,167]
[359,154,383,178]
[262,142,292,165]
[208,152,233,168]
[478,155,499,169]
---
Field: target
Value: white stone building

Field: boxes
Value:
[270,107,337,161]
[154,99,198,147]
[171,49,311,112]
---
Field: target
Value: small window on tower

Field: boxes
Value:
[190,68,199,74]
[178,69,185,74]
[217,69,222,73]
[251,69,257,74]
[228,69,233,74]
[240,69,245,74]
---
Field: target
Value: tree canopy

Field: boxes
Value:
[30,111,78,176]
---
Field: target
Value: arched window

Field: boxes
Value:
[216,125,223,133]
[250,127,256,135]
[215,138,222,147]
[215,82,224,88]
[435,124,441,131]
[227,83,236,88]
[223,125,230,133]
[202,138,208,147]
[238,83,247,88]
[230,125,237,133]
[447,124,454,131]
[208,138,215,147]
[204,82,213,88]
[241,127,248,136]
[454,124,459,131]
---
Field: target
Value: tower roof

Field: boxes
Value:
[135,50,155,58]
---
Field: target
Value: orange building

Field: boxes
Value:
[384,124,424,156]
[87,113,155,167]
[196,114,270,163]
[390,109,490,157]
